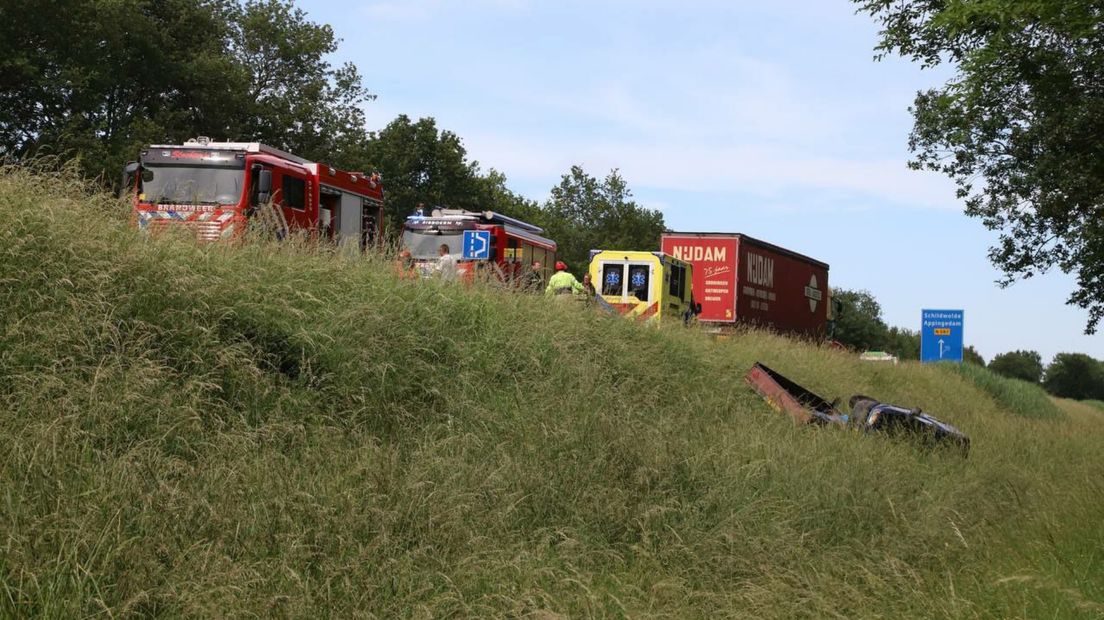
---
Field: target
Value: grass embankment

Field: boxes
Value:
[1082,400,1104,413]
[1,166,1102,618]
[942,363,1064,420]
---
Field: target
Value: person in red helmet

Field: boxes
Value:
[545,260,585,297]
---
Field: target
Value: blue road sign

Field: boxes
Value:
[462,230,491,260]
[921,309,964,363]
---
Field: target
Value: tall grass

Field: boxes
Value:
[1,164,1102,618]
[941,362,1064,420]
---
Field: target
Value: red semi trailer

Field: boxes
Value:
[660,232,830,337]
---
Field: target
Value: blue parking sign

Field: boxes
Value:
[921,309,964,363]
[462,230,491,260]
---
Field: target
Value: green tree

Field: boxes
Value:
[0,0,235,177]
[963,346,986,367]
[884,326,920,360]
[358,115,547,237]
[989,350,1044,383]
[0,0,373,182]
[1044,353,1104,400]
[542,166,665,275]
[229,0,374,166]
[854,0,1104,333]
[362,115,487,230]
[831,289,889,352]
[470,170,547,230]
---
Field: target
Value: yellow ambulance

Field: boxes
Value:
[587,250,700,323]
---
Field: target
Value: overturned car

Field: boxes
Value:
[848,395,970,455]
[745,362,970,456]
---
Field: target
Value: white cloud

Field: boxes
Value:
[355,0,953,211]
[464,132,957,209]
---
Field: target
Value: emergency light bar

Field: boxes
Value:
[420,208,547,234]
[147,139,311,165]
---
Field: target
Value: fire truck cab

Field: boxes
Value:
[124,137,384,247]
[401,208,556,283]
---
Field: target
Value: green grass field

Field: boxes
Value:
[941,362,1064,420]
[1082,400,1104,413]
[2,166,1102,618]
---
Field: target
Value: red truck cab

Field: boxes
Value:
[125,137,384,247]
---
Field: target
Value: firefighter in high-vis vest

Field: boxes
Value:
[545,261,585,298]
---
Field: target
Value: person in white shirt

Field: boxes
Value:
[437,243,458,281]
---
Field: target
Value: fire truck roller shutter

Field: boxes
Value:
[338,191,361,247]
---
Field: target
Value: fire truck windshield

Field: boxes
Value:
[141,165,244,205]
[402,229,467,259]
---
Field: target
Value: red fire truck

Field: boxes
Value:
[123,137,384,247]
[401,208,556,283]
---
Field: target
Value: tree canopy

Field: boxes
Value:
[854,0,1104,333]
[541,166,666,275]
[0,0,373,181]
[1044,353,1104,400]
[831,288,889,352]
[362,115,484,229]
[882,326,920,361]
[988,350,1045,384]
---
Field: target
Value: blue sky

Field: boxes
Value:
[298,0,1102,363]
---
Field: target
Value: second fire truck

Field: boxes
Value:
[401,208,557,284]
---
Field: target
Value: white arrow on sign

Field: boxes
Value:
[469,232,488,258]
[938,339,947,358]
